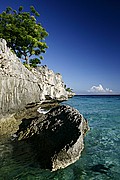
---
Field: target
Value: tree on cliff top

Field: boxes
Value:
[0,6,48,66]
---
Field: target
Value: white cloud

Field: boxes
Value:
[88,84,113,93]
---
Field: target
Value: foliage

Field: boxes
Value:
[64,85,73,93]
[66,88,73,93]
[30,56,43,67]
[23,63,32,71]
[0,6,48,66]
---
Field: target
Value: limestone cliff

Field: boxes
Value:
[0,39,68,115]
[0,39,89,172]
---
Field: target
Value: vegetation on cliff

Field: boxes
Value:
[64,85,74,93]
[0,6,75,96]
[0,6,48,67]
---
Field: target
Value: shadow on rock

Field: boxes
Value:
[12,105,89,171]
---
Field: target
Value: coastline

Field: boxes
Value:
[0,39,89,172]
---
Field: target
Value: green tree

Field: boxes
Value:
[0,6,48,65]
[64,85,73,92]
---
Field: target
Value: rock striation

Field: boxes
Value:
[0,38,68,115]
[14,105,89,171]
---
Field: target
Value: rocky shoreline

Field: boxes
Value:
[12,105,89,171]
[0,38,89,171]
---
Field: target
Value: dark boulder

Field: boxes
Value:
[13,105,89,171]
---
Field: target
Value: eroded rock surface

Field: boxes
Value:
[0,38,68,115]
[14,105,89,171]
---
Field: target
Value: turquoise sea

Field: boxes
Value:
[0,95,120,179]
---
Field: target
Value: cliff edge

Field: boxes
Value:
[0,38,69,115]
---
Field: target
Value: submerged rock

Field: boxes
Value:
[90,164,113,174]
[14,105,89,171]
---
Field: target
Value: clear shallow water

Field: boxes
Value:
[0,95,120,179]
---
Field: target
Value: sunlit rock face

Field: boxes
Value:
[0,39,68,115]
[14,105,89,171]
[0,39,88,171]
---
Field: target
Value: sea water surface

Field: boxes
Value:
[0,95,120,179]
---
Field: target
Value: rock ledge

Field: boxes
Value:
[14,105,89,171]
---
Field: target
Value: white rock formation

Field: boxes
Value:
[0,39,68,114]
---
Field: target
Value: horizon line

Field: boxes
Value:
[75,94,120,96]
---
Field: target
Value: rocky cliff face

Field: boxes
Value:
[0,39,89,171]
[0,39,68,115]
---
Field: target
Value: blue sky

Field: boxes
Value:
[0,0,120,94]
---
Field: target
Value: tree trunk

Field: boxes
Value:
[25,56,29,64]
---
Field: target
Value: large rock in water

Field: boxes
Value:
[0,38,68,115]
[14,105,89,171]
